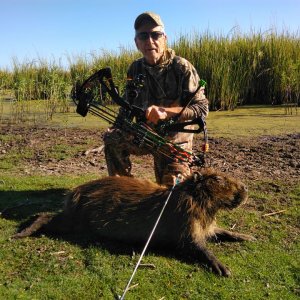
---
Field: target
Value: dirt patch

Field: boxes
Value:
[204,134,300,183]
[0,125,299,184]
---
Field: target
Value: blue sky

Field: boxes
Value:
[1,0,299,69]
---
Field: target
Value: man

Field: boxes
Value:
[104,12,209,185]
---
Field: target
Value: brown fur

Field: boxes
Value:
[13,168,255,276]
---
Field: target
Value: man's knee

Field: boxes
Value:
[104,128,122,145]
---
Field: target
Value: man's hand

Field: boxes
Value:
[145,105,183,125]
[145,105,168,124]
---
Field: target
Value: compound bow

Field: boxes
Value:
[72,67,208,167]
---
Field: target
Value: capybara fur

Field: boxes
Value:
[13,168,255,276]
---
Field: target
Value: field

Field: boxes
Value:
[0,103,299,299]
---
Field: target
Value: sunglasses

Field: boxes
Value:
[136,31,165,41]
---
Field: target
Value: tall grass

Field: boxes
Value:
[0,29,299,119]
[172,28,300,109]
[67,47,140,95]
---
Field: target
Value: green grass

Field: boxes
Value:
[0,106,299,299]
[0,177,299,299]
[207,105,300,138]
[1,101,300,136]
[0,99,112,129]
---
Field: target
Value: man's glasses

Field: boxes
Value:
[136,31,165,41]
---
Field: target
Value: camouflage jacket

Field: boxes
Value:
[125,48,209,150]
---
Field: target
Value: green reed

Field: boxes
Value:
[7,58,71,120]
[0,28,299,122]
[172,28,300,109]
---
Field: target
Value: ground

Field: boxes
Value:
[0,125,299,299]
[0,125,299,185]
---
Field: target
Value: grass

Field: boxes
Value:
[207,105,300,138]
[1,100,300,135]
[0,105,299,299]
[1,29,299,111]
[0,178,299,299]
[0,98,110,128]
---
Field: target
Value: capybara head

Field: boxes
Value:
[182,168,248,211]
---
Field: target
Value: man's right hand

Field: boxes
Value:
[145,105,168,124]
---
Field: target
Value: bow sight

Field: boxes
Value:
[126,74,145,105]
[72,67,208,167]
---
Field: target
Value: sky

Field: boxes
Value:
[1,0,299,69]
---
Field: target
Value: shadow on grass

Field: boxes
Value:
[0,189,136,255]
[0,188,67,220]
[0,189,149,249]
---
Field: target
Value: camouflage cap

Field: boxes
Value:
[134,12,164,30]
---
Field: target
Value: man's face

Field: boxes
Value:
[134,23,167,65]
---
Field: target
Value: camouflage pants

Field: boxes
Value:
[103,128,191,186]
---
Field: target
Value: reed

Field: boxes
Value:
[0,28,299,122]
[172,28,300,109]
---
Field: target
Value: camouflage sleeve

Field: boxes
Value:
[179,61,209,121]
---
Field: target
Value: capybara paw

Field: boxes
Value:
[234,233,256,241]
[246,235,256,241]
[211,261,231,277]
[11,232,25,240]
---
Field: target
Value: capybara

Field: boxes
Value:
[13,168,255,276]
